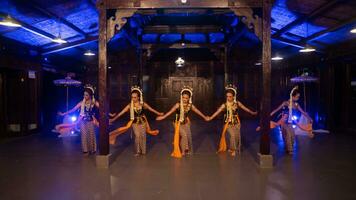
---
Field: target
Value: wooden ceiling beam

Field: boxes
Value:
[41,36,98,55]
[104,0,262,9]
[300,16,356,43]
[273,0,342,37]
[25,1,89,37]
[143,25,222,34]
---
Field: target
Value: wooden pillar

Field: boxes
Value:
[98,2,109,156]
[260,0,272,156]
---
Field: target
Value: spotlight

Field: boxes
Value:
[71,130,75,134]
[71,116,77,122]
[181,0,187,4]
[350,28,356,34]
[292,125,297,129]
[255,62,262,66]
[292,115,298,121]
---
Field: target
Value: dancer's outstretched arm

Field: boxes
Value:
[208,104,225,121]
[95,101,99,108]
[144,102,164,116]
[296,104,313,122]
[110,104,130,123]
[238,101,257,115]
[191,105,209,121]
[58,102,81,116]
[156,103,179,121]
[270,101,287,116]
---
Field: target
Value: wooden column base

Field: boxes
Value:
[96,154,114,169]
[258,153,273,168]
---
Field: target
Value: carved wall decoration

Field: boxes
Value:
[232,8,262,40]
[107,9,137,41]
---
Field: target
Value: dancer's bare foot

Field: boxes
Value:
[231,151,236,157]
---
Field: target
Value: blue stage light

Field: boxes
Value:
[71,116,77,122]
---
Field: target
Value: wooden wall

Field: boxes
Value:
[0,55,42,137]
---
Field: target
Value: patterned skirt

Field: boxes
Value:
[79,120,97,153]
[132,123,147,154]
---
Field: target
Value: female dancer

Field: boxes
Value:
[156,86,209,158]
[109,86,163,156]
[58,85,99,155]
[269,86,313,155]
[207,84,257,156]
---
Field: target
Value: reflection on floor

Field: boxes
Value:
[1,120,355,200]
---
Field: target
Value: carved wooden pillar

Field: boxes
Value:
[260,0,271,155]
[98,1,109,155]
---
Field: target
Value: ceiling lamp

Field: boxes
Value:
[52,37,67,44]
[0,15,21,27]
[272,56,283,61]
[175,57,185,67]
[350,28,356,34]
[299,46,316,53]
[84,51,95,56]
[181,0,188,4]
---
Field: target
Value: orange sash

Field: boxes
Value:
[109,116,159,145]
[171,121,182,158]
[217,116,240,153]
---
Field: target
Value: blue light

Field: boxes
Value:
[71,116,77,122]
[292,115,298,121]
[292,125,297,129]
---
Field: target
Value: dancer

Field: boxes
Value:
[109,86,163,156]
[268,86,313,155]
[207,84,257,156]
[58,85,99,155]
[156,86,209,158]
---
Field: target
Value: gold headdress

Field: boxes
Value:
[225,84,237,103]
[225,84,238,123]
[80,84,96,117]
[179,86,193,122]
[130,85,143,120]
[84,84,95,95]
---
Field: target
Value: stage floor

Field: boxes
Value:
[1,120,355,200]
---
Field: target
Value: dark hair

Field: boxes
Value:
[225,89,236,96]
[181,90,191,98]
[131,90,141,99]
[292,89,300,97]
[84,88,93,97]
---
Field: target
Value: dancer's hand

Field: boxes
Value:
[158,112,164,116]
[205,116,211,122]
[251,111,258,116]
[156,116,164,121]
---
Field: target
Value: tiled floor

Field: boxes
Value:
[1,120,355,200]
